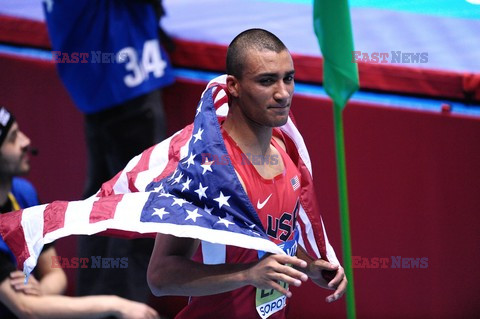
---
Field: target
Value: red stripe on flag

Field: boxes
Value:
[154,124,194,182]
[89,194,124,223]
[298,159,327,259]
[297,216,316,257]
[43,201,68,237]
[214,95,228,109]
[212,84,228,109]
[276,129,327,260]
[0,209,30,269]
[126,145,156,192]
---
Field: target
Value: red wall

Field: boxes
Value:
[1,53,480,318]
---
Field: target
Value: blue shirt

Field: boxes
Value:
[43,0,175,114]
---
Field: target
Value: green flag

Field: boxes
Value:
[314,0,359,108]
[313,1,359,319]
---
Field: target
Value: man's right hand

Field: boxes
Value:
[246,254,308,298]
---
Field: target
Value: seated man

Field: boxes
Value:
[147,29,347,319]
[0,106,159,319]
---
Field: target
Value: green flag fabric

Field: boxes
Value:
[314,0,359,109]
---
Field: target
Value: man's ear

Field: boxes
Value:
[226,75,239,98]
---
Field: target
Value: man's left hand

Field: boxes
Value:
[306,259,347,303]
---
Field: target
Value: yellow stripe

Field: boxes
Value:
[7,192,21,211]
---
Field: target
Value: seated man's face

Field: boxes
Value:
[0,122,31,177]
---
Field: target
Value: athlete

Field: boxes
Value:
[0,106,159,319]
[147,29,347,319]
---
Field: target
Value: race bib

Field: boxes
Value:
[255,232,298,319]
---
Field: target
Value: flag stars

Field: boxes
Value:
[216,215,235,228]
[158,192,173,198]
[168,168,178,181]
[196,101,203,116]
[246,222,256,229]
[201,159,214,175]
[152,207,169,220]
[172,172,184,185]
[194,182,208,200]
[244,222,259,235]
[192,128,204,143]
[213,191,230,209]
[185,208,202,223]
[183,152,196,168]
[153,183,164,193]
[181,177,192,192]
[203,205,213,215]
[171,197,187,207]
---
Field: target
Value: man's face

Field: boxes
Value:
[231,48,295,128]
[0,122,31,177]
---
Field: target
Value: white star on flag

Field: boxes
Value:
[181,177,192,192]
[246,222,256,229]
[204,205,213,215]
[171,197,187,207]
[152,207,169,220]
[153,183,164,193]
[183,152,196,168]
[196,101,203,116]
[201,159,214,175]
[194,182,208,200]
[193,128,204,143]
[172,172,184,185]
[214,191,230,208]
[158,192,173,198]
[216,215,235,228]
[185,208,202,222]
[168,168,178,181]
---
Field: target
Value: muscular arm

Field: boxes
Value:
[34,246,67,295]
[0,278,159,319]
[147,233,309,298]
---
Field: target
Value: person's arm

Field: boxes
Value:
[9,246,67,296]
[34,246,67,294]
[0,278,159,319]
[147,233,309,298]
[296,245,348,303]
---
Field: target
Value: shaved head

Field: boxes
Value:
[226,28,288,79]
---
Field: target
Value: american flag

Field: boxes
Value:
[291,175,300,191]
[0,75,339,277]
